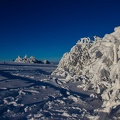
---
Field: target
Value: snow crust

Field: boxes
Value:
[52,26,120,114]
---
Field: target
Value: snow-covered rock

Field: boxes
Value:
[52,26,120,114]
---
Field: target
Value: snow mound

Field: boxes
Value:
[52,26,120,114]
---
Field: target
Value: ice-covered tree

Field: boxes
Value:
[52,26,120,114]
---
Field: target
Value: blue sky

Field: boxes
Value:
[0,0,120,62]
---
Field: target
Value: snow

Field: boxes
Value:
[0,62,104,119]
[0,26,120,119]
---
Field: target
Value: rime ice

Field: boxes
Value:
[52,26,120,114]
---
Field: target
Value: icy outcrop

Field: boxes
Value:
[15,55,42,64]
[52,26,120,114]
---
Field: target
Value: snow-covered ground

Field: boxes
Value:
[0,62,118,120]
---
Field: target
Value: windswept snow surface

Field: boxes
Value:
[0,62,107,120]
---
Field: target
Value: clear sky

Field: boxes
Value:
[0,0,120,62]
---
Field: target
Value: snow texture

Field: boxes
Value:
[0,62,103,120]
[52,26,120,114]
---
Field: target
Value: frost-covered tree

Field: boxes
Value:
[52,26,120,114]
[52,37,91,77]
[15,55,23,62]
[15,55,42,64]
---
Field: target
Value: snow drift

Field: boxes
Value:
[52,26,120,114]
